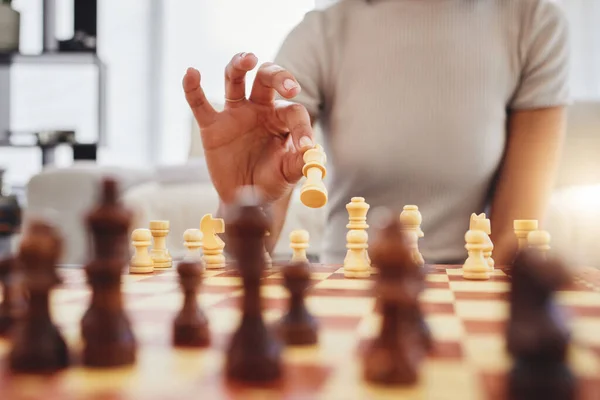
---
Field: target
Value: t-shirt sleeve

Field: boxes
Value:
[510,0,571,110]
[274,10,326,119]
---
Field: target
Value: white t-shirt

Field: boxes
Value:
[274,0,570,264]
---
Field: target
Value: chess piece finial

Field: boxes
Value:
[462,229,490,280]
[343,229,370,278]
[149,220,172,269]
[300,144,328,208]
[290,229,310,262]
[9,219,69,373]
[183,228,204,263]
[470,213,494,271]
[514,219,539,251]
[130,228,153,274]
[527,230,551,259]
[200,213,226,269]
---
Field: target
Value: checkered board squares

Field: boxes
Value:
[0,264,598,400]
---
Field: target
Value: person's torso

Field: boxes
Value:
[317,0,525,263]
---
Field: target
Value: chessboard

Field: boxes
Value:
[0,262,598,400]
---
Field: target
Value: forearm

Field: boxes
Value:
[489,107,566,265]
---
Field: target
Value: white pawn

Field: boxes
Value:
[470,213,494,272]
[528,230,551,259]
[462,230,490,280]
[183,228,204,263]
[399,205,424,266]
[130,228,154,274]
[514,219,538,251]
[290,229,310,263]
[344,230,370,278]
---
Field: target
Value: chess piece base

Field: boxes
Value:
[462,270,490,280]
[204,253,225,270]
[344,269,371,278]
[173,322,210,348]
[300,187,327,209]
[509,360,575,400]
[129,263,154,274]
[277,316,318,346]
[152,260,172,269]
[9,322,70,373]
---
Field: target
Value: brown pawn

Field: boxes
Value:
[363,210,429,385]
[80,178,137,367]
[224,186,282,383]
[0,256,25,336]
[9,220,70,373]
[507,249,575,400]
[172,260,210,347]
[276,261,318,345]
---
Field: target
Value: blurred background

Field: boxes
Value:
[0,0,599,266]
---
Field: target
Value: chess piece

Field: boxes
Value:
[462,230,490,280]
[507,249,575,400]
[528,230,551,260]
[200,214,226,269]
[514,219,538,251]
[225,186,282,382]
[290,229,310,263]
[347,197,371,266]
[172,260,210,347]
[129,228,154,274]
[81,178,137,367]
[183,228,204,263]
[364,211,429,385]
[470,213,494,271]
[9,220,70,373]
[399,205,424,266]
[0,197,24,336]
[300,144,328,208]
[149,220,172,269]
[343,230,370,278]
[277,261,318,345]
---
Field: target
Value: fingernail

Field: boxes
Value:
[283,79,298,91]
[240,52,247,58]
[299,136,313,149]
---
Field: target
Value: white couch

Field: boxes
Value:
[25,102,600,267]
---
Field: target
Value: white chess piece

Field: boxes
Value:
[514,219,539,251]
[346,197,371,266]
[300,144,328,208]
[130,228,154,274]
[264,231,272,269]
[462,229,490,280]
[528,230,551,259]
[149,220,172,269]
[344,229,370,278]
[183,228,204,263]
[399,205,424,266]
[290,230,310,263]
[200,214,226,269]
[470,213,494,272]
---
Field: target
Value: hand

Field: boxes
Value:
[182,52,315,205]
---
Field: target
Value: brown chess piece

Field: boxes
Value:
[363,211,429,385]
[8,220,70,373]
[224,186,282,383]
[0,255,25,336]
[80,178,137,367]
[507,249,576,400]
[276,260,318,345]
[172,260,210,347]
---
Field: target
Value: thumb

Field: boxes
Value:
[281,148,307,185]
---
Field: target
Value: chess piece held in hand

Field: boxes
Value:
[9,220,70,373]
[363,210,429,385]
[225,186,282,382]
[172,260,209,347]
[276,260,318,346]
[507,249,575,400]
[300,144,328,208]
[81,178,137,367]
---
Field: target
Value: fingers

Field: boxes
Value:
[276,103,314,152]
[281,150,306,184]
[182,67,217,127]
[225,52,259,105]
[250,62,301,105]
